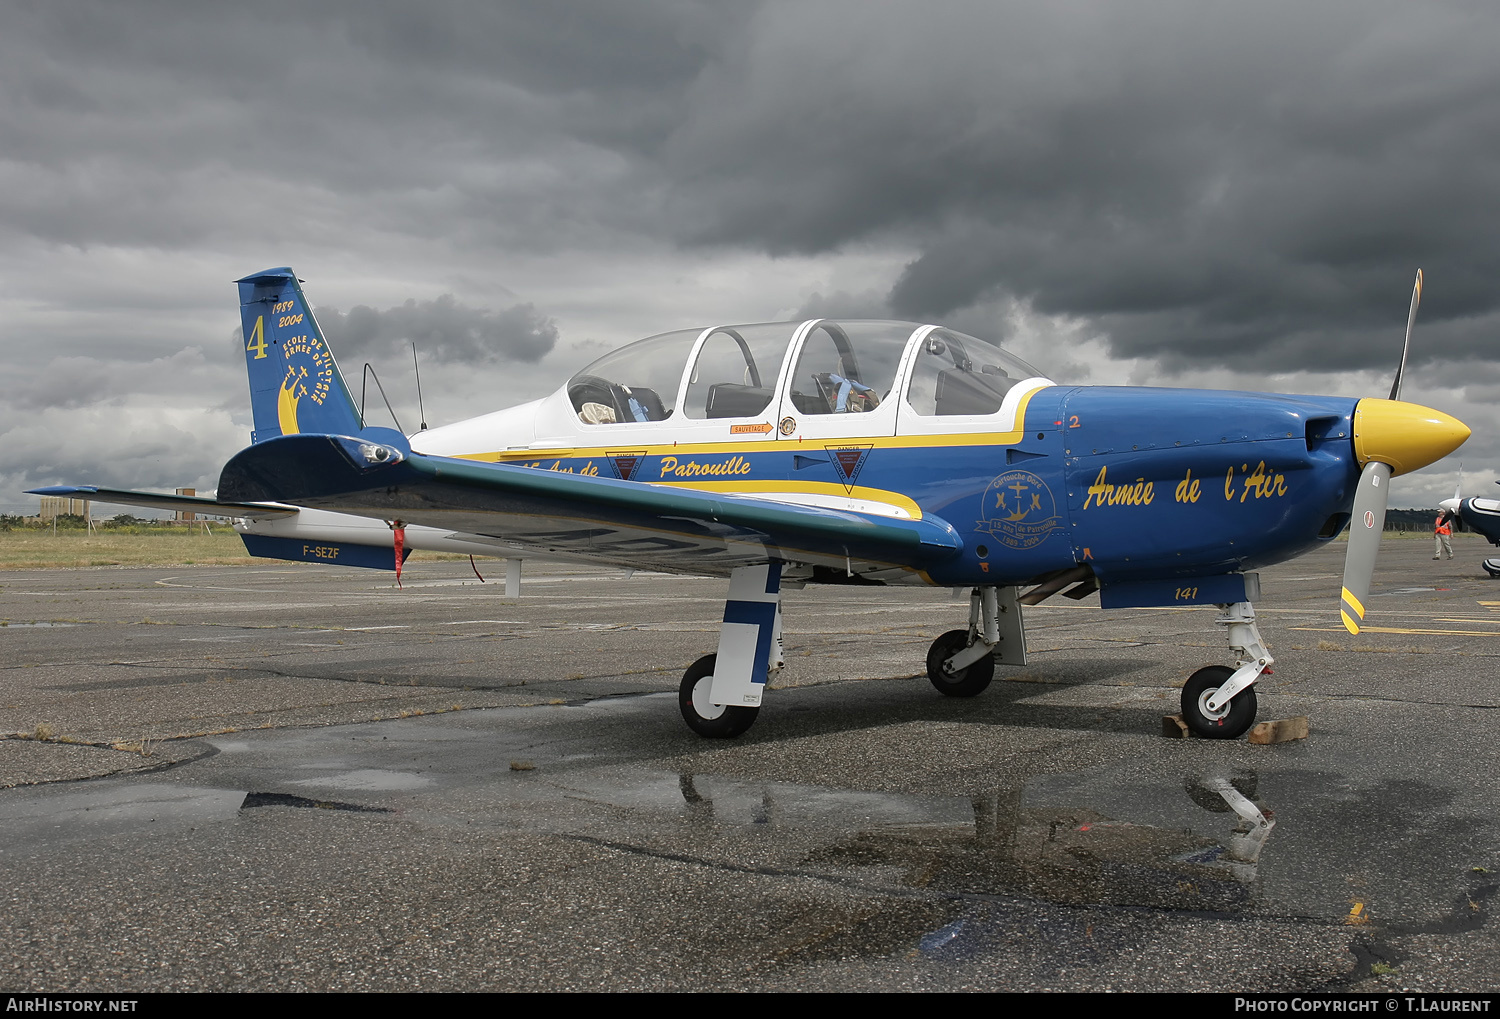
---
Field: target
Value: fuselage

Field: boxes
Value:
[371,319,1367,588]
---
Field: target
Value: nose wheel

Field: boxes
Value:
[1181,665,1258,739]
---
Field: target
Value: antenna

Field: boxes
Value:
[412,342,428,430]
[360,363,406,434]
[1388,268,1423,402]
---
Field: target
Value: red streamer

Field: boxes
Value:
[394,525,405,589]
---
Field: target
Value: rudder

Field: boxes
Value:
[238,268,364,443]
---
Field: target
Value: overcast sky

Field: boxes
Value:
[3,0,1497,513]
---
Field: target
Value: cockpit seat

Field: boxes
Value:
[704,383,773,419]
[618,385,667,422]
[569,375,669,424]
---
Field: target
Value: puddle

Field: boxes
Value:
[560,771,974,829]
[0,621,78,628]
[553,769,1278,914]
[288,768,433,791]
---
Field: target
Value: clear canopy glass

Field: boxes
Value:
[567,328,700,424]
[787,321,917,415]
[566,320,1046,426]
[683,323,798,419]
[904,328,1043,416]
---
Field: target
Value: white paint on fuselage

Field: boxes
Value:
[234,507,519,559]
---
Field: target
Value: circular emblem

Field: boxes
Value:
[1364,510,1375,529]
[974,470,1062,551]
[779,416,797,436]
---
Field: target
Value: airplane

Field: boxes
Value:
[1439,474,1500,576]
[30,267,1470,740]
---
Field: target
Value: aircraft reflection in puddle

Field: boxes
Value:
[667,770,1274,913]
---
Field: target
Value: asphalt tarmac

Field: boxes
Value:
[1,535,1497,992]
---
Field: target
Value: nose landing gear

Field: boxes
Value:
[1179,601,1271,739]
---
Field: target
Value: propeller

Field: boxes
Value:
[1388,268,1422,402]
[1339,269,1469,634]
[1340,461,1391,634]
[1439,465,1463,516]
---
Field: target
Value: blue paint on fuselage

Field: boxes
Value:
[487,386,1361,590]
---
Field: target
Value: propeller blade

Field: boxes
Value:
[1340,460,1393,634]
[1388,268,1423,402]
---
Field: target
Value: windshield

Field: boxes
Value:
[905,328,1043,416]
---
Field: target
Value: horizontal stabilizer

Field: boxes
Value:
[26,485,296,520]
[240,534,407,570]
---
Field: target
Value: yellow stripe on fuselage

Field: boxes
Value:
[440,389,1052,524]
[452,386,1043,464]
[455,429,1031,463]
[650,479,924,519]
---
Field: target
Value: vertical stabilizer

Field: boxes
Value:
[237,268,364,443]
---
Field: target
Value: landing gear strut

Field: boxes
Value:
[1180,601,1271,739]
[926,586,1025,697]
[680,563,782,738]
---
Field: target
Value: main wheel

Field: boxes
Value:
[926,629,994,697]
[678,654,759,738]
[1180,665,1258,739]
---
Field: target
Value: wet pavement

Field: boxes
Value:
[0,537,1497,991]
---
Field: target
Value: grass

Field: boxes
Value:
[0,527,258,569]
[0,526,491,570]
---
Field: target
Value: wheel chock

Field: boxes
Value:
[1162,713,1309,743]
[1247,716,1309,745]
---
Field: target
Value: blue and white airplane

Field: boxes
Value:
[1440,475,1500,576]
[33,268,1469,740]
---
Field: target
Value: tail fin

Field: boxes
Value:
[237,268,365,443]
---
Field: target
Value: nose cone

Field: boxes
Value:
[1353,399,1470,477]
[1439,497,1461,513]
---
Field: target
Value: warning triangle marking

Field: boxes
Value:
[606,450,648,482]
[825,444,872,493]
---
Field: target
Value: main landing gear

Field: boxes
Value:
[926,586,1026,696]
[1179,601,1271,740]
[678,572,1269,742]
[678,563,783,739]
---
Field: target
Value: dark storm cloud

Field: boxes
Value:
[644,1,1500,372]
[6,0,1500,514]
[315,297,558,365]
[12,1,1499,380]
[0,1,745,251]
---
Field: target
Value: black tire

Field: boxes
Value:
[678,654,759,738]
[1180,665,1258,739]
[926,629,995,697]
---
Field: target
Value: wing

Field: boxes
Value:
[217,433,963,577]
[25,485,296,520]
